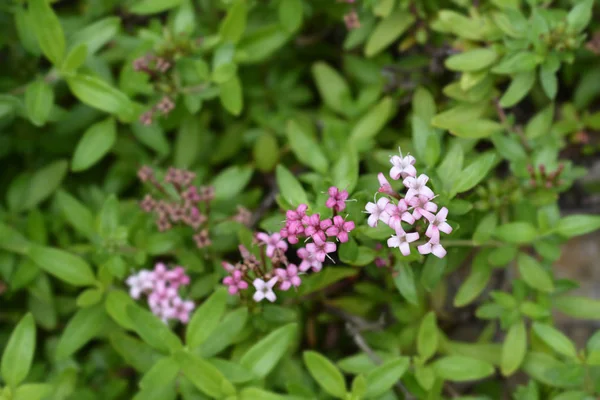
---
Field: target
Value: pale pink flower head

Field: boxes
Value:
[171,296,195,324]
[305,236,336,263]
[297,247,322,272]
[390,153,416,180]
[403,174,434,202]
[387,228,419,256]
[286,204,308,222]
[222,261,236,273]
[364,197,390,227]
[126,270,154,299]
[377,173,395,196]
[256,232,288,258]
[223,270,248,295]
[326,186,349,212]
[151,262,169,284]
[166,266,190,288]
[303,214,326,242]
[148,280,177,310]
[325,215,355,243]
[418,238,447,259]
[408,195,438,220]
[275,264,302,291]
[381,199,415,230]
[279,227,299,245]
[423,207,452,239]
[253,277,278,302]
[151,302,176,324]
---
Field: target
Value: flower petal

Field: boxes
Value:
[431,243,447,258]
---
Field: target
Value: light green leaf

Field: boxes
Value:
[278,0,303,33]
[303,351,347,398]
[445,48,498,72]
[72,118,116,172]
[139,356,180,391]
[518,253,554,293]
[532,323,577,358]
[55,191,94,239]
[0,313,36,388]
[276,164,308,207]
[501,319,526,376]
[432,356,495,382]
[13,384,53,400]
[240,323,297,379]
[393,262,418,306]
[105,290,136,330]
[312,62,352,115]
[20,160,68,212]
[186,288,228,349]
[417,312,438,361]
[25,79,54,127]
[365,357,410,398]
[365,10,415,57]
[566,0,593,33]
[130,0,183,15]
[219,75,243,116]
[552,214,600,238]
[67,74,135,121]
[492,52,539,74]
[350,97,394,148]
[525,104,554,139]
[332,145,359,193]
[174,115,201,168]
[131,121,170,156]
[56,304,108,360]
[494,222,538,244]
[499,70,536,108]
[286,120,328,174]
[126,304,183,354]
[199,308,248,358]
[212,165,254,201]
[28,245,96,286]
[553,296,600,320]
[175,350,234,398]
[29,0,65,65]
[62,43,88,74]
[219,0,247,44]
[70,17,120,55]
[449,119,503,139]
[452,152,497,194]
[454,255,492,307]
[253,132,279,172]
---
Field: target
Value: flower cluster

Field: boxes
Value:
[221,187,356,303]
[126,263,195,324]
[132,53,177,125]
[365,151,452,258]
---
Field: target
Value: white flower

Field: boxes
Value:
[365,197,390,227]
[418,239,447,259]
[253,277,278,302]
[387,228,419,256]
[403,174,434,201]
[125,270,154,299]
[390,153,416,180]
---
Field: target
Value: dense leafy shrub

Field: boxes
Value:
[2,0,600,399]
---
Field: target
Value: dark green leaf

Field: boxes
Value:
[286,120,328,174]
[393,262,418,306]
[219,75,243,115]
[21,160,68,212]
[56,304,108,359]
[130,0,183,15]
[332,145,359,193]
[55,190,95,239]
[452,152,497,194]
[525,104,554,139]
[278,0,303,33]
[311,62,352,115]
[350,97,394,148]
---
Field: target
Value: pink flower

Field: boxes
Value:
[256,232,288,258]
[151,262,169,284]
[297,247,323,272]
[303,214,327,242]
[418,239,447,259]
[403,174,434,201]
[126,270,154,299]
[365,197,390,227]
[148,280,177,310]
[325,216,355,243]
[408,195,438,220]
[306,236,336,262]
[423,207,452,239]
[279,227,299,245]
[222,261,236,273]
[151,303,176,323]
[381,199,415,230]
[374,257,387,268]
[223,270,248,295]
[377,173,395,196]
[387,228,419,256]
[166,266,190,288]
[275,264,302,291]
[253,277,278,302]
[326,186,349,212]
[390,154,416,180]
[286,204,308,222]
[171,296,195,324]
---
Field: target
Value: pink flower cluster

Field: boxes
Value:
[365,151,452,258]
[221,187,356,303]
[126,263,195,324]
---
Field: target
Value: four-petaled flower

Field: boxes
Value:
[223,270,248,295]
[381,199,414,230]
[418,239,447,259]
[326,216,355,243]
[126,270,154,299]
[365,197,390,227]
[306,236,336,262]
[171,297,195,323]
[256,232,288,258]
[403,174,434,201]
[275,264,302,291]
[253,277,279,302]
[297,247,323,272]
[166,266,190,288]
[303,214,327,242]
[387,228,420,256]
[408,195,438,220]
[390,153,416,180]
[326,186,349,212]
[423,207,453,239]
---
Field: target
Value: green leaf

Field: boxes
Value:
[365,10,415,57]
[540,57,559,100]
[276,164,308,207]
[29,0,65,65]
[13,384,53,400]
[55,190,95,239]
[518,253,554,293]
[253,132,279,172]
[494,222,538,244]
[219,75,243,116]
[28,245,96,286]
[312,62,352,115]
[553,296,600,320]
[174,115,201,168]
[105,290,136,330]
[56,304,108,360]
[25,79,54,127]
[175,350,234,398]
[501,319,526,376]
[393,262,418,306]
[97,194,119,239]
[499,70,536,108]
[365,357,410,398]
[492,52,539,74]
[67,74,135,121]
[286,120,328,174]
[239,388,288,400]
[417,312,438,361]
[452,152,497,195]
[431,103,487,131]
[278,0,303,33]
[566,0,593,33]
[130,0,183,14]
[525,104,554,139]
[240,323,297,379]
[351,374,367,399]
[303,351,347,398]
[199,307,248,358]
[70,17,120,55]
[20,160,68,212]
[72,118,116,172]
[432,356,495,382]
[532,323,577,358]
[131,121,170,156]
[332,145,359,193]
[448,119,503,139]
[62,43,88,74]
[236,24,290,65]
[76,287,103,307]
[0,222,31,255]
[445,49,498,72]
[350,97,394,148]
[212,165,254,201]
[552,214,600,238]
[186,288,228,349]
[126,304,183,354]
[473,213,497,244]
[139,356,180,391]
[297,267,358,296]
[454,254,492,307]
[219,0,247,44]
[0,313,36,388]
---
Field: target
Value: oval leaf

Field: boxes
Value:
[56,304,108,360]
[0,313,36,388]
[432,356,495,382]
[303,351,347,398]
[72,118,117,172]
[240,323,297,379]
[501,319,526,376]
[517,253,554,293]
[186,288,228,349]
[28,245,96,286]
